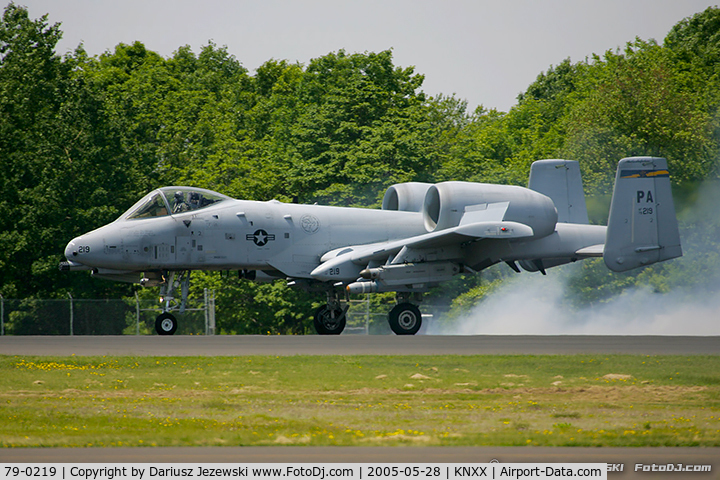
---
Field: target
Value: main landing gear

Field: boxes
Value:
[313,290,349,335]
[312,290,423,336]
[387,292,422,335]
[388,302,422,335]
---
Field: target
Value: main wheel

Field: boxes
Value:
[155,312,178,335]
[388,303,422,335]
[313,305,346,335]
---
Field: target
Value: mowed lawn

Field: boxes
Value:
[1,354,719,447]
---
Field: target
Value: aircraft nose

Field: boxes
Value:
[65,238,79,261]
[60,236,93,272]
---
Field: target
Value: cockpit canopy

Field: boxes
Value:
[122,187,231,221]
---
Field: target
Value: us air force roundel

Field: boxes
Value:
[246,229,275,246]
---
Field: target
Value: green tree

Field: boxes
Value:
[563,40,715,193]
[0,4,136,301]
[283,50,435,206]
[0,4,65,297]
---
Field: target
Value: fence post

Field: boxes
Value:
[1,294,4,336]
[204,288,208,335]
[209,290,216,335]
[67,292,74,336]
[204,288,216,336]
[365,294,370,335]
[135,291,140,335]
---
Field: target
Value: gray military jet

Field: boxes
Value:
[60,157,682,335]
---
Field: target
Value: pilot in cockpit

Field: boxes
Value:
[173,191,191,213]
[189,192,201,210]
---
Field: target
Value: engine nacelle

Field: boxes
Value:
[422,181,558,237]
[382,182,433,212]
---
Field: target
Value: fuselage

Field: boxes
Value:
[64,185,608,282]
[64,196,428,278]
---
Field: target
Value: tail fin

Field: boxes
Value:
[529,159,589,224]
[604,157,682,272]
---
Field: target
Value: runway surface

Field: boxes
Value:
[1,334,719,356]
[2,335,718,473]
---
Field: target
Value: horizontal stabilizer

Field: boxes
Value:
[575,244,604,258]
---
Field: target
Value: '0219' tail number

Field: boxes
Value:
[327,267,340,276]
[78,245,91,254]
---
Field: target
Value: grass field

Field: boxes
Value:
[1,354,719,448]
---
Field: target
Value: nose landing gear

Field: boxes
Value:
[153,270,190,335]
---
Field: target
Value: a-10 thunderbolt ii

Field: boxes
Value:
[60,157,682,336]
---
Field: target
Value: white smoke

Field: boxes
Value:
[429,179,720,336]
[428,269,720,335]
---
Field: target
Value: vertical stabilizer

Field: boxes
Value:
[529,159,589,224]
[604,157,682,272]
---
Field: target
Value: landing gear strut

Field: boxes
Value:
[154,270,190,335]
[313,289,349,335]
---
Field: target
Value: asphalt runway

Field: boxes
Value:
[2,335,719,474]
[1,334,719,356]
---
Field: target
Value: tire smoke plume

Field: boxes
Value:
[428,181,720,336]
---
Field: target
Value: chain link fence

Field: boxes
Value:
[0,293,444,335]
[0,292,214,336]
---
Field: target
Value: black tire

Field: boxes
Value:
[313,305,346,335]
[388,303,422,335]
[155,312,178,335]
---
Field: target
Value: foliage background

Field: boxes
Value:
[2,4,719,334]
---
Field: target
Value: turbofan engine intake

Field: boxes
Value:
[382,182,433,212]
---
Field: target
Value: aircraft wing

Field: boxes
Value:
[353,220,533,263]
[311,220,534,281]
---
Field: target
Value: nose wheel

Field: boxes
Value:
[152,270,190,336]
[155,312,178,335]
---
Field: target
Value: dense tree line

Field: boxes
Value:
[2,4,719,333]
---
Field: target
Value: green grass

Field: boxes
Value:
[1,354,719,447]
